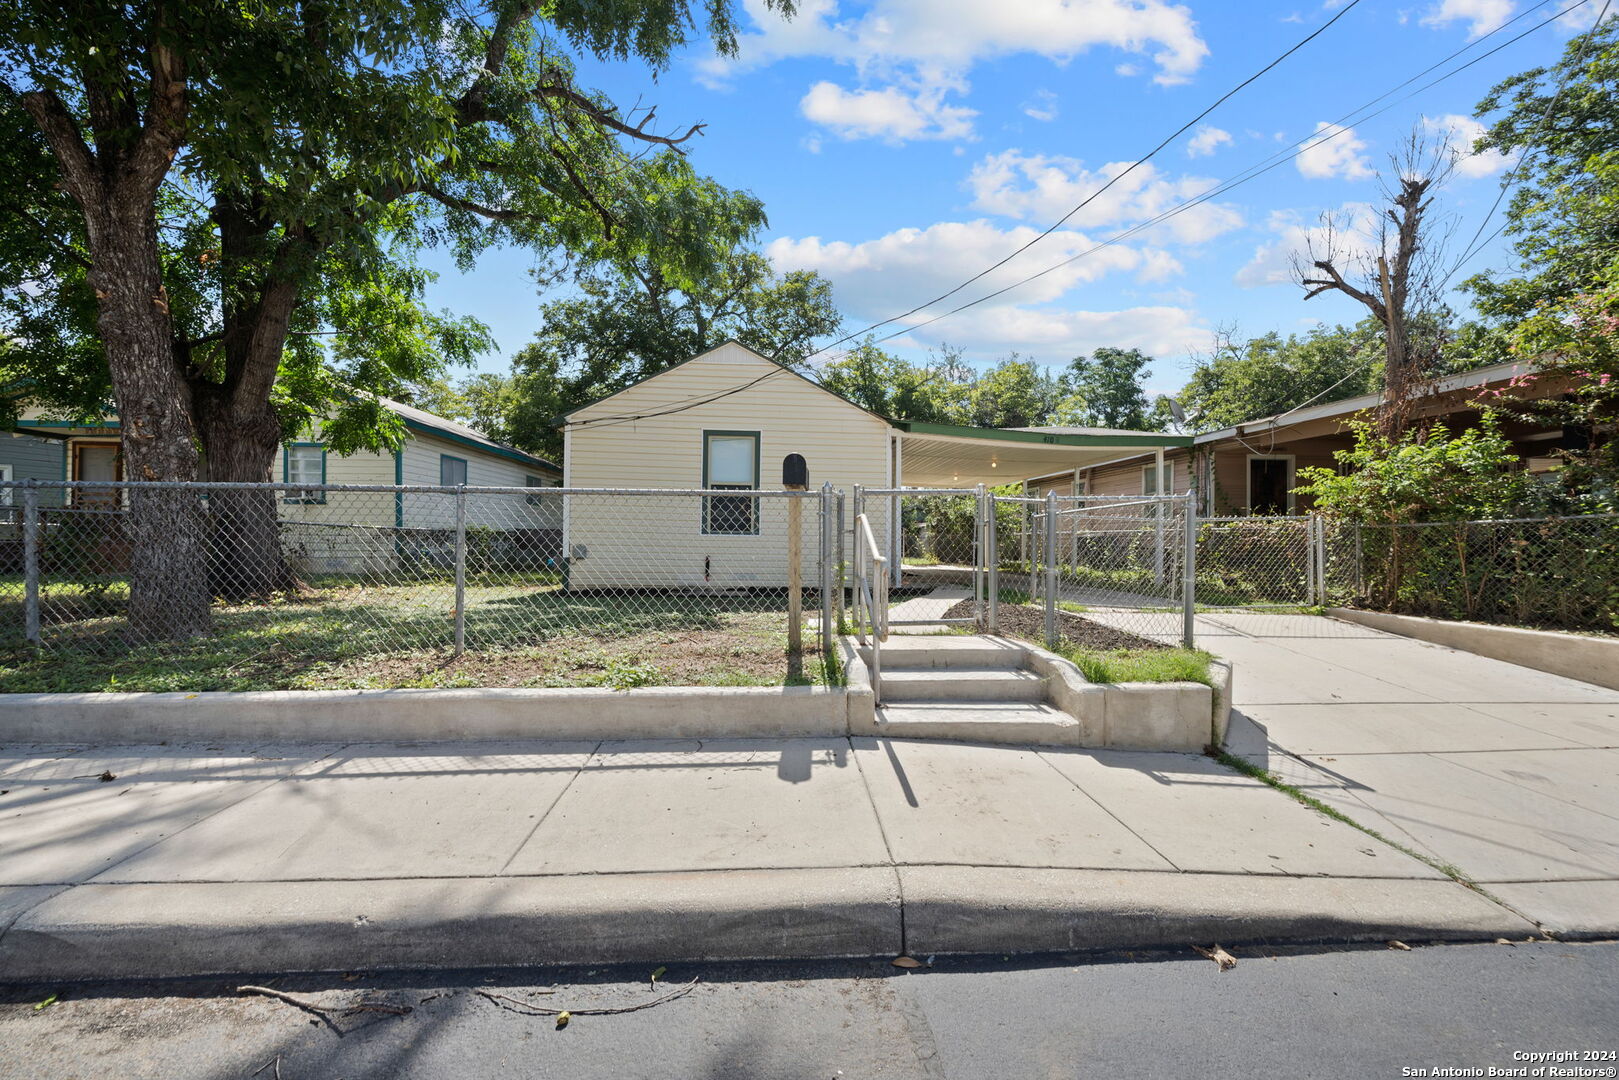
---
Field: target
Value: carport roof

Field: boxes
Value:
[890,420,1191,487]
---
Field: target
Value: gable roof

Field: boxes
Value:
[373,396,559,473]
[557,340,893,428]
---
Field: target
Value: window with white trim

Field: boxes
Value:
[440,454,468,487]
[284,444,325,503]
[1141,462,1174,495]
[703,432,759,535]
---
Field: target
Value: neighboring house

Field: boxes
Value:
[1026,359,1573,516]
[558,341,1188,588]
[3,396,561,574]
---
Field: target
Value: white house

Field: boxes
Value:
[557,341,1190,588]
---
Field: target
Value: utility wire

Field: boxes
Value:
[1440,0,1613,286]
[568,0,1578,431]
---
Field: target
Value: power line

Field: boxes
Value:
[1440,0,1613,286]
[810,0,1369,355]
[868,0,1585,349]
[568,0,1580,431]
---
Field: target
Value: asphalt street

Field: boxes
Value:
[2,939,1615,1079]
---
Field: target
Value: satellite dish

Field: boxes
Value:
[1168,399,1187,424]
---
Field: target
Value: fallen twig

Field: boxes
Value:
[475,978,699,1018]
[249,1055,282,1079]
[236,985,410,1020]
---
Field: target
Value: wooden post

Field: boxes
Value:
[786,487,805,654]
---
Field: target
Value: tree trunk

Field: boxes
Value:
[195,396,303,601]
[89,212,213,641]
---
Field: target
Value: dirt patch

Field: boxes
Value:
[942,599,1166,652]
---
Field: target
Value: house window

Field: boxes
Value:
[283,444,326,504]
[440,454,468,487]
[0,464,11,507]
[703,431,759,535]
[1141,463,1174,495]
[1247,455,1294,514]
[525,474,551,506]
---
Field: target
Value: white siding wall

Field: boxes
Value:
[563,342,893,589]
[399,433,560,530]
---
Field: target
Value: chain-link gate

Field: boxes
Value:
[852,485,991,631]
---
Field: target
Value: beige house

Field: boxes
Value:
[558,341,1190,588]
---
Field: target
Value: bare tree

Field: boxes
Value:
[1294,130,1458,438]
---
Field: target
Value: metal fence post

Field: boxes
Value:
[986,492,999,635]
[1182,494,1197,649]
[835,490,846,634]
[1044,490,1058,649]
[820,482,835,657]
[22,481,41,645]
[1317,515,1330,607]
[973,483,986,629]
[453,485,467,656]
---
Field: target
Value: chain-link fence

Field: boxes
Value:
[1351,513,1619,633]
[1,480,840,690]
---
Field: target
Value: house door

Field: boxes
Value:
[1248,457,1291,515]
[74,443,122,507]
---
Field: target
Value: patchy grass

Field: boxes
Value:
[1060,646,1214,687]
[0,577,839,692]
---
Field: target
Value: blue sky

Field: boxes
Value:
[419,0,1598,398]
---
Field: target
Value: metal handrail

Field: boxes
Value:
[852,512,889,701]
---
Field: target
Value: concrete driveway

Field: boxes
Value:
[1212,611,1619,937]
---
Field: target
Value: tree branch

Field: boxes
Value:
[421,185,524,221]
[534,76,705,151]
[18,88,99,207]
[0,202,91,268]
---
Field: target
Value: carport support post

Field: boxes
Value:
[453,485,467,656]
[1043,490,1058,649]
[1182,492,1197,648]
[22,481,40,645]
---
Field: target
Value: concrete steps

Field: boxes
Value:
[879,668,1048,703]
[854,634,1072,746]
[864,702,1079,746]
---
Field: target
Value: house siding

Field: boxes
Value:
[0,433,67,508]
[564,342,893,588]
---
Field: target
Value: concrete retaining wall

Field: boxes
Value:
[1327,608,1619,691]
[0,684,849,745]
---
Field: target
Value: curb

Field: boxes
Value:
[0,868,1539,982]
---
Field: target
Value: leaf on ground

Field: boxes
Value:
[97,771,116,783]
[35,994,58,1011]
[891,956,924,969]
[1387,940,1412,951]
[555,1010,571,1030]
[650,965,667,987]
[1192,944,1237,971]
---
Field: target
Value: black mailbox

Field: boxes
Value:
[781,453,808,489]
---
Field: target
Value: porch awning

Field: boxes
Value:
[891,421,1191,488]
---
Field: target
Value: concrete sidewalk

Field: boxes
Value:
[0,733,1527,981]
[1203,611,1619,938]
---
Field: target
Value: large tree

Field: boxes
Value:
[501,247,840,460]
[1056,346,1162,430]
[1,1,787,635]
[1175,321,1385,431]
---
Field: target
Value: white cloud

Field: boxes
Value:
[1114,62,1141,77]
[769,219,1210,361]
[965,150,1245,244]
[1235,204,1383,288]
[1295,121,1375,180]
[1186,125,1233,157]
[707,0,1210,85]
[1022,89,1059,122]
[1421,0,1514,37]
[700,0,1209,142]
[800,81,977,142]
[1420,113,1512,178]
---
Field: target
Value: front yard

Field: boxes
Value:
[0,576,836,693]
